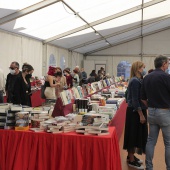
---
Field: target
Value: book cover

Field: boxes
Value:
[77,86,83,98]
[97,81,102,90]
[82,85,88,97]
[68,88,75,102]
[65,90,71,104]
[91,82,97,92]
[60,91,69,105]
[72,87,80,98]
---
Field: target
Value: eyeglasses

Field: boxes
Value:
[9,67,18,70]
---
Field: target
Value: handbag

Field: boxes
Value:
[41,84,46,99]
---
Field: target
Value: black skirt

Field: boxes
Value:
[123,107,148,154]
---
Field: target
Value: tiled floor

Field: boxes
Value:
[119,129,166,170]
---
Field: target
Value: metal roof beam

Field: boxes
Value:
[70,14,170,50]
[84,25,170,55]
[0,0,61,25]
[44,0,166,43]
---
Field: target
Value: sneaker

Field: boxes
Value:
[128,160,144,169]
[127,155,143,164]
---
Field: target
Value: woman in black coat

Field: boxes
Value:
[13,63,34,106]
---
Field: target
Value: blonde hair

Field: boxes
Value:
[130,61,144,79]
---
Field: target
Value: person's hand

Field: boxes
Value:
[55,83,61,87]
[140,115,146,124]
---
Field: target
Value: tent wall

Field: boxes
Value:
[0,30,83,78]
[85,29,170,77]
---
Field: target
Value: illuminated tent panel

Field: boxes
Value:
[0,0,170,54]
[51,28,100,49]
[0,0,42,18]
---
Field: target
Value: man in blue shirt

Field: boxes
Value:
[141,55,170,170]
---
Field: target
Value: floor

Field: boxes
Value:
[119,129,166,170]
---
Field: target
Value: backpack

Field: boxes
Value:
[41,84,46,99]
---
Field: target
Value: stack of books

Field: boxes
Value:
[0,110,16,129]
[76,122,109,136]
[31,111,49,128]
[47,123,63,133]
[62,123,77,133]
[10,104,22,111]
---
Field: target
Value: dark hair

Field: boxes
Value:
[154,55,168,69]
[73,69,78,74]
[65,67,70,71]
[12,61,19,69]
[63,69,70,74]
[148,69,154,74]
[22,63,34,72]
[54,71,62,77]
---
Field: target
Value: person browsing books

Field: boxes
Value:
[72,69,79,87]
[55,67,67,90]
[63,69,73,88]
[13,63,34,106]
[5,61,22,103]
[44,66,62,101]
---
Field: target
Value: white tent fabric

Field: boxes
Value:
[0,0,170,55]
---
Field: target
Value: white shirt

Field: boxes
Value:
[0,68,5,91]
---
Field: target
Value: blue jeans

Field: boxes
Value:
[146,108,170,170]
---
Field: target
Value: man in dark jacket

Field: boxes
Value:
[5,61,21,103]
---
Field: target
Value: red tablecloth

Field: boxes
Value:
[0,127,121,170]
[31,90,45,107]
[109,100,127,140]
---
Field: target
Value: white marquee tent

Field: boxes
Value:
[0,0,170,77]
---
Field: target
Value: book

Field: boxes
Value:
[76,129,86,133]
[67,88,75,102]
[77,86,83,98]
[30,128,44,132]
[98,81,102,90]
[0,103,10,109]
[0,108,7,113]
[65,90,72,104]
[11,105,22,111]
[82,85,88,96]
[22,105,33,112]
[60,91,69,105]
[52,131,63,134]
[72,87,80,98]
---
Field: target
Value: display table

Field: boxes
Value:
[0,127,121,170]
[109,100,127,140]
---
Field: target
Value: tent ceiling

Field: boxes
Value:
[0,0,169,54]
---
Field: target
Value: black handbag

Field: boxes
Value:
[40,84,46,99]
